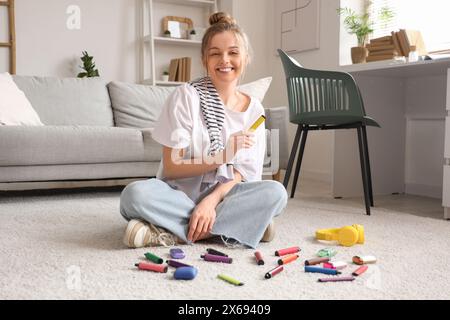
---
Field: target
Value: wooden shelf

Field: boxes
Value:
[154,0,216,8]
[156,80,185,86]
[145,36,202,46]
[340,57,450,78]
[142,79,185,86]
[141,0,216,85]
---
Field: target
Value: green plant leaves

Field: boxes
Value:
[77,51,100,78]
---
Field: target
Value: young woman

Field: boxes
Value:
[119,12,287,249]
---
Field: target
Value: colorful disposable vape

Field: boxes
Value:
[318,276,355,282]
[304,266,341,275]
[254,251,264,265]
[277,254,299,266]
[174,267,198,280]
[144,252,163,264]
[275,246,300,256]
[166,259,193,268]
[305,257,330,266]
[218,274,244,286]
[323,261,347,270]
[249,115,266,132]
[206,248,228,257]
[135,262,168,273]
[169,248,185,259]
[317,248,337,258]
[201,253,233,264]
[352,265,369,276]
[265,265,284,279]
[352,255,377,265]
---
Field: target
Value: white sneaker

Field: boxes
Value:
[123,219,177,248]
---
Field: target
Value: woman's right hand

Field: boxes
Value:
[225,130,255,157]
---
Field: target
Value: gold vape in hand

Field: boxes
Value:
[248,115,266,132]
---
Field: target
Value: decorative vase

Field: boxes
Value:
[351,46,368,64]
[161,75,169,82]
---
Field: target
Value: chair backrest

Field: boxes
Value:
[277,49,367,125]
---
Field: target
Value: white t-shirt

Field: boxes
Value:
[151,83,266,203]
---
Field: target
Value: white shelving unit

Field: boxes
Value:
[141,0,217,85]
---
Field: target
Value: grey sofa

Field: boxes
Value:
[0,76,288,191]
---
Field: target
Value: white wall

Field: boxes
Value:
[339,0,365,65]
[230,0,271,84]
[1,0,139,82]
[1,0,344,184]
[263,0,341,181]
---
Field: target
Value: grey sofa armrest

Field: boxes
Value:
[265,106,289,170]
[141,128,163,160]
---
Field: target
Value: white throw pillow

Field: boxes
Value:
[0,72,43,125]
[238,77,272,103]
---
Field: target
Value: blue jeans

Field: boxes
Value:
[119,178,287,249]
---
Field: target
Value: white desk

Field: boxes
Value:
[337,58,450,219]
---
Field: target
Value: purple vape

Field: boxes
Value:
[166,260,193,268]
[200,253,233,264]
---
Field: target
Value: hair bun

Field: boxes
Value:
[209,12,236,26]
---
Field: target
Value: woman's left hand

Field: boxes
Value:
[188,196,218,242]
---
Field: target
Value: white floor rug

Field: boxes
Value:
[0,185,449,300]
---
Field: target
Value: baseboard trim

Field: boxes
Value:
[0,177,150,191]
[405,182,442,199]
[301,170,332,184]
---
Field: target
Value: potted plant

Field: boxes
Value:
[77,51,100,78]
[163,30,171,38]
[188,29,196,40]
[161,71,169,82]
[338,6,394,64]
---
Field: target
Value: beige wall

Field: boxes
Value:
[229,0,341,181]
[265,0,341,181]
[1,0,139,82]
[1,0,343,183]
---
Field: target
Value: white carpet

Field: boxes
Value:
[0,186,449,300]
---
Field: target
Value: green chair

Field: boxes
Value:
[278,49,380,215]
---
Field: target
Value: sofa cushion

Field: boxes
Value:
[0,126,162,166]
[12,75,113,126]
[0,72,43,126]
[238,77,272,103]
[108,81,176,128]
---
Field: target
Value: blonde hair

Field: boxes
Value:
[201,12,252,73]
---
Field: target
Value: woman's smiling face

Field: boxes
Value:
[204,31,247,85]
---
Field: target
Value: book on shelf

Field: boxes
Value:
[366,43,396,51]
[367,40,392,47]
[405,30,427,56]
[168,57,192,82]
[177,58,185,82]
[168,58,179,82]
[184,57,191,82]
[398,29,411,57]
[366,54,396,62]
[391,31,404,56]
[368,49,399,56]
[369,35,392,43]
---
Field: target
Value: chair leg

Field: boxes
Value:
[361,126,374,207]
[357,126,371,216]
[290,126,308,198]
[283,125,303,189]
